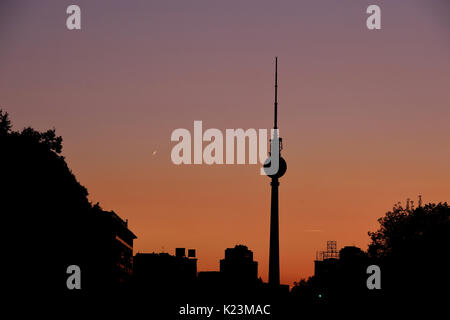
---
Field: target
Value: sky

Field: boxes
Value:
[1,0,449,285]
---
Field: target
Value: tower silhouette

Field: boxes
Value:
[264,57,287,287]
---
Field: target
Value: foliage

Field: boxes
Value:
[368,202,450,259]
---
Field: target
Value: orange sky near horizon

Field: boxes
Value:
[1,0,449,285]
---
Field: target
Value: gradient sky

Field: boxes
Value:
[1,0,449,285]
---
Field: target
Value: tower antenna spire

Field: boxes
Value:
[274,57,278,129]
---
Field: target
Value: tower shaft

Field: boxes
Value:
[269,178,280,286]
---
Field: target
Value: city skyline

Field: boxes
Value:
[1,0,449,286]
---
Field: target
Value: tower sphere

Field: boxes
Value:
[263,156,287,178]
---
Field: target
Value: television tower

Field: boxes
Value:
[264,57,287,287]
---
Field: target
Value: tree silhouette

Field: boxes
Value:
[368,202,450,258]
[0,109,120,294]
[368,202,450,303]
[0,109,12,135]
[20,126,63,154]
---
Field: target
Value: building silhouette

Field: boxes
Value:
[314,240,339,280]
[197,271,223,294]
[133,248,197,294]
[220,245,258,286]
[297,241,371,304]
[83,209,137,291]
[100,210,136,287]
